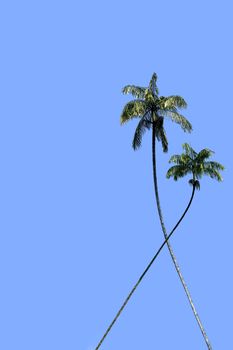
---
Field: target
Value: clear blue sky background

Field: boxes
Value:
[0,1,232,349]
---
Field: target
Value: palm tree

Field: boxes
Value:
[166,143,224,348]
[121,73,192,151]
[120,73,211,349]
[167,143,224,186]
[94,143,223,350]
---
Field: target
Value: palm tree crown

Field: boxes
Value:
[167,143,224,189]
[120,73,192,151]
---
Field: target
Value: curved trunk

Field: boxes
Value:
[95,183,196,350]
[152,123,212,350]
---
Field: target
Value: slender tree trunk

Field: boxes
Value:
[152,123,212,350]
[95,184,196,350]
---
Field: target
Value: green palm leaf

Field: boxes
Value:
[122,85,147,99]
[202,168,223,181]
[154,120,168,152]
[120,100,147,124]
[195,149,214,163]
[149,73,159,95]
[132,115,151,150]
[159,110,192,132]
[169,154,191,165]
[203,161,225,171]
[202,162,224,181]
[182,143,197,159]
[161,95,187,109]
[166,165,191,180]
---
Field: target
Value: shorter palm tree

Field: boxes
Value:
[166,143,224,350]
[95,143,224,350]
[167,143,224,188]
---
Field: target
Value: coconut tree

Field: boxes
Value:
[167,143,224,186]
[121,73,212,345]
[165,143,224,349]
[95,143,223,350]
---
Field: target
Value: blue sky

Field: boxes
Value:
[0,1,232,349]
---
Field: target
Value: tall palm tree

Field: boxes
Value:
[121,73,192,151]
[95,144,223,350]
[121,73,212,349]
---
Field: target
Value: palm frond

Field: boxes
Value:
[154,120,168,153]
[161,95,187,109]
[195,149,214,163]
[120,100,147,124]
[182,143,197,158]
[149,73,159,95]
[159,110,192,133]
[166,165,191,180]
[122,85,146,99]
[132,115,151,150]
[145,89,156,104]
[202,161,224,181]
[203,161,225,171]
[202,167,223,181]
[169,153,191,165]
[157,127,168,153]
[169,154,182,164]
